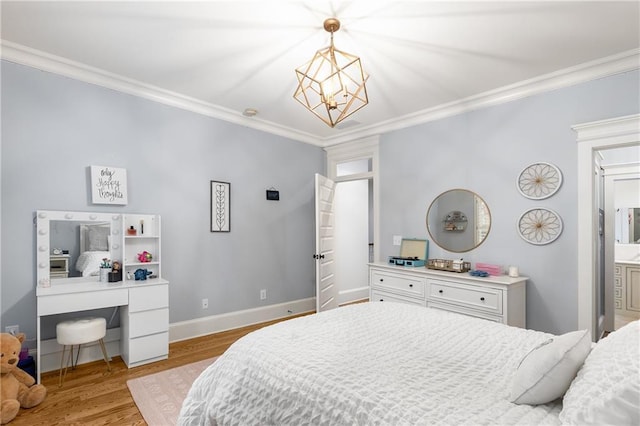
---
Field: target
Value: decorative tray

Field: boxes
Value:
[427,259,471,273]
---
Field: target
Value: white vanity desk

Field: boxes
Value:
[36,277,169,382]
[34,210,168,382]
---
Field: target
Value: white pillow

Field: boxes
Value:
[509,329,591,405]
[560,321,639,425]
[88,226,109,251]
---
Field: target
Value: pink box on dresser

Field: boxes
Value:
[474,262,503,276]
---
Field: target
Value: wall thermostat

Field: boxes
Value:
[266,189,280,201]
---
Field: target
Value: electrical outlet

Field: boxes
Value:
[393,235,402,246]
[202,298,208,309]
[5,325,19,336]
[260,289,267,300]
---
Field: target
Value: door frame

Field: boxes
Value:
[325,136,380,263]
[602,164,640,331]
[574,114,640,339]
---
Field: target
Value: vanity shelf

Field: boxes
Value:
[122,214,161,281]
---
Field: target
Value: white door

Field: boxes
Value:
[315,173,338,312]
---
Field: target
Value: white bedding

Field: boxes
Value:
[75,250,109,277]
[179,302,563,425]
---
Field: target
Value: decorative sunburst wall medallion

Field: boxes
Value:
[517,162,562,200]
[517,208,563,245]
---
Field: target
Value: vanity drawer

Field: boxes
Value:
[129,284,168,312]
[370,270,425,298]
[371,290,424,306]
[428,279,502,315]
[128,308,168,338]
[128,332,168,364]
[38,288,128,316]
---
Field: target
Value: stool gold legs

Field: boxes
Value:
[98,338,111,372]
[59,344,77,387]
[58,341,111,387]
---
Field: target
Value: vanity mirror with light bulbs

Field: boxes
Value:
[36,210,124,287]
[36,210,163,287]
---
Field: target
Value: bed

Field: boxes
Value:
[75,223,110,277]
[178,302,639,426]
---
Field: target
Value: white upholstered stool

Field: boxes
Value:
[56,317,111,387]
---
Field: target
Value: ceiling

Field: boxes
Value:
[1,1,639,146]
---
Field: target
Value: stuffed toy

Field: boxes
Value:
[137,251,152,263]
[1,333,46,424]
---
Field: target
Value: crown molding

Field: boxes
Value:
[2,40,638,147]
[322,49,640,146]
[572,113,640,143]
[0,40,323,146]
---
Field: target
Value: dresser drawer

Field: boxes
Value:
[371,290,424,306]
[428,279,502,315]
[370,270,426,298]
[615,276,622,287]
[129,284,168,312]
[614,287,622,299]
[427,301,503,323]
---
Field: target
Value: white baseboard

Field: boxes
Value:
[37,292,369,373]
[337,286,369,306]
[168,297,316,342]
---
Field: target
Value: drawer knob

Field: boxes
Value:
[379,299,384,302]
[409,284,413,288]
[438,289,443,294]
[379,278,384,282]
[480,297,485,301]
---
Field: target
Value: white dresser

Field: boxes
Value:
[369,262,527,328]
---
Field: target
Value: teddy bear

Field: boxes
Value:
[1,333,46,424]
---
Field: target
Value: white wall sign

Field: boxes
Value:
[90,165,128,205]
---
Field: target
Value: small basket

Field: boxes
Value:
[427,259,471,273]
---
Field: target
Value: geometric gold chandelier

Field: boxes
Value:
[293,18,369,128]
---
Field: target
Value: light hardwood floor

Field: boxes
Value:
[12,315,306,425]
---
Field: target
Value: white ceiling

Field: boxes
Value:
[1,1,639,146]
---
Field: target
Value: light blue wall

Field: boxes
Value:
[2,59,639,340]
[379,70,640,334]
[1,60,325,340]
